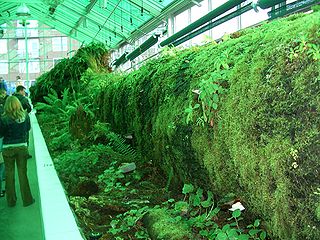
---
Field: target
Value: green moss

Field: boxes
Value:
[145,209,192,239]
[38,10,320,240]
[316,203,320,220]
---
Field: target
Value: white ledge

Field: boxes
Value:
[30,113,85,240]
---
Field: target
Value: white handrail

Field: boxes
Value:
[30,113,85,240]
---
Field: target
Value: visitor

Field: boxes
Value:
[0,89,7,198]
[13,85,32,113]
[0,96,34,207]
[0,151,4,198]
[0,88,7,114]
[0,77,8,92]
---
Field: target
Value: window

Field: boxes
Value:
[29,39,39,58]
[18,39,25,57]
[17,39,39,58]
[19,60,40,73]
[190,0,210,46]
[240,9,269,29]
[16,20,38,37]
[0,60,8,74]
[174,10,189,33]
[191,0,209,23]
[0,39,7,54]
[212,0,228,9]
[27,20,39,37]
[29,60,40,73]
[211,17,238,40]
[52,37,68,51]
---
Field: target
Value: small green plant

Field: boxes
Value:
[158,183,267,239]
[288,34,320,61]
[98,161,126,193]
[184,102,200,124]
[198,70,229,125]
[108,206,150,238]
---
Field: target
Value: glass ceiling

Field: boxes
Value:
[0,0,191,48]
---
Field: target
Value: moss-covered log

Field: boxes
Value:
[91,11,320,239]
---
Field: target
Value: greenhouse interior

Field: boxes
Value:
[0,0,319,239]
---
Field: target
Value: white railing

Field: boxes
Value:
[30,113,85,240]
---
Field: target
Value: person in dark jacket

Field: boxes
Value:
[13,85,32,113]
[0,89,7,197]
[0,96,34,207]
[0,77,8,92]
[0,88,7,115]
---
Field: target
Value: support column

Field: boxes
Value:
[24,24,29,89]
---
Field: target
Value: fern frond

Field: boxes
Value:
[61,88,69,108]
[35,102,53,111]
[49,88,58,98]
[43,95,57,106]
[91,122,137,159]
[107,132,137,159]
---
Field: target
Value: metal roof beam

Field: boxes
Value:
[1,0,42,3]
[128,0,191,42]
[128,0,161,16]
[62,3,127,39]
[96,0,145,25]
[28,5,97,42]
[69,0,97,35]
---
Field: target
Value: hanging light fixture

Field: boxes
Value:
[16,3,31,17]
[121,0,123,32]
[129,2,133,26]
[141,0,144,16]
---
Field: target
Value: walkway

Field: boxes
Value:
[0,130,43,240]
[0,113,85,240]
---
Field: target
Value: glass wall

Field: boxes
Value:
[0,20,80,90]
[114,0,274,71]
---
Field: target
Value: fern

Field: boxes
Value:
[107,131,137,159]
[91,122,137,160]
[36,88,92,118]
[61,88,69,107]
[35,102,54,112]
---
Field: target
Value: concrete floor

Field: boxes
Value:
[0,131,44,240]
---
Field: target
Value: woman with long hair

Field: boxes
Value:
[0,96,34,207]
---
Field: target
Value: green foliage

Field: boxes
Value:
[198,69,229,125]
[90,121,138,160]
[49,129,73,151]
[85,11,320,239]
[289,34,320,61]
[97,161,126,193]
[184,102,201,125]
[36,10,320,240]
[36,88,93,120]
[107,183,267,239]
[54,144,118,179]
[108,206,150,237]
[30,42,110,104]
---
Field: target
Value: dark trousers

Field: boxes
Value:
[0,162,4,193]
[3,146,33,207]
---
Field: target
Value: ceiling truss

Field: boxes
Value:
[0,0,194,49]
